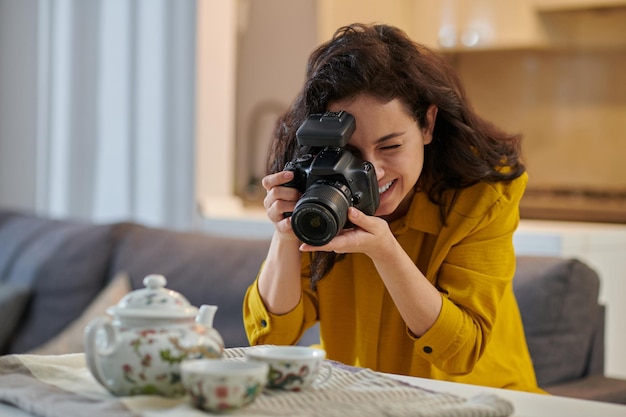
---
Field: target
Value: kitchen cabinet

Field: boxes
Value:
[412,0,548,50]
[534,0,626,11]
[317,0,548,51]
[535,3,626,48]
[317,0,626,51]
[315,0,419,43]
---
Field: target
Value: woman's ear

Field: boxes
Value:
[423,105,438,145]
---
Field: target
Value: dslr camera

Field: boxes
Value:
[283,111,380,246]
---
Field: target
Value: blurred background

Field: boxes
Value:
[1,0,626,378]
[2,0,625,231]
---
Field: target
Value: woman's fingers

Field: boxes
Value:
[262,171,294,192]
[299,207,390,255]
[262,171,300,224]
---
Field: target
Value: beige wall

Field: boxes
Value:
[453,48,626,191]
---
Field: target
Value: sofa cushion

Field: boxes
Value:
[110,224,270,348]
[28,271,131,355]
[0,212,117,353]
[513,256,601,387]
[0,209,19,229]
[0,283,31,351]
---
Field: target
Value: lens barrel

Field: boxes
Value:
[291,182,351,246]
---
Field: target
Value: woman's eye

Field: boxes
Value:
[381,144,401,151]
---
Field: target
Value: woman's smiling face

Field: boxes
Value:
[328,95,436,221]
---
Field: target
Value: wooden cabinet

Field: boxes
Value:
[536,2,626,48]
[317,0,548,51]
[412,0,547,50]
[534,0,626,11]
[316,1,626,51]
[315,0,419,43]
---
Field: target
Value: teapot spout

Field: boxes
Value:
[197,305,218,328]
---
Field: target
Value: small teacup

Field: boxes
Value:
[181,359,269,412]
[245,345,331,391]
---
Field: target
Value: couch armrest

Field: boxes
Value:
[513,256,603,386]
[546,374,626,405]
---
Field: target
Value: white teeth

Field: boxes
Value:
[378,180,394,194]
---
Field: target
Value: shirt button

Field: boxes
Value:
[260,319,267,327]
[423,346,433,354]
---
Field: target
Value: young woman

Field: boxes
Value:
[243,23,542,392]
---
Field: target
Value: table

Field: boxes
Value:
[2,376,625,417]
[1,351,625,417]
[390,374,626,417]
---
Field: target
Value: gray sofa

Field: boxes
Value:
[1,208,625,403]
[514,256,626,403]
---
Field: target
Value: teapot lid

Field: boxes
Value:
[107,274,198,318]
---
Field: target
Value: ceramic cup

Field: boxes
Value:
[181,359,269,412]
[245,345,331,391]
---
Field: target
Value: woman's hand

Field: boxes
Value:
[262,171,301,240]
[299,207,396,261]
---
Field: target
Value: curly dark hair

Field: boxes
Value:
[266,23,525,286]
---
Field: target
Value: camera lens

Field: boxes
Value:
[291,181,351,246]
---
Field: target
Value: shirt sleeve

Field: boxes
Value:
[243,260,320,346]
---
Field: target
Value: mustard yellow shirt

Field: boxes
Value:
[244,172,543,393]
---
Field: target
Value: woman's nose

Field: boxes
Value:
[374,164,385,182]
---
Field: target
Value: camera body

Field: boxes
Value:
[283,111,380,246]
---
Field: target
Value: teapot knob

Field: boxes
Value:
[143,274,167,289]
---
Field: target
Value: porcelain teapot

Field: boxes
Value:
[84,274,224,397]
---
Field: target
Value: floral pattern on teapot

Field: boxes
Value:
[110,325,223,396]
[84,274,225,397]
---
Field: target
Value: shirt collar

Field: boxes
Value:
[389,190,442,236]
